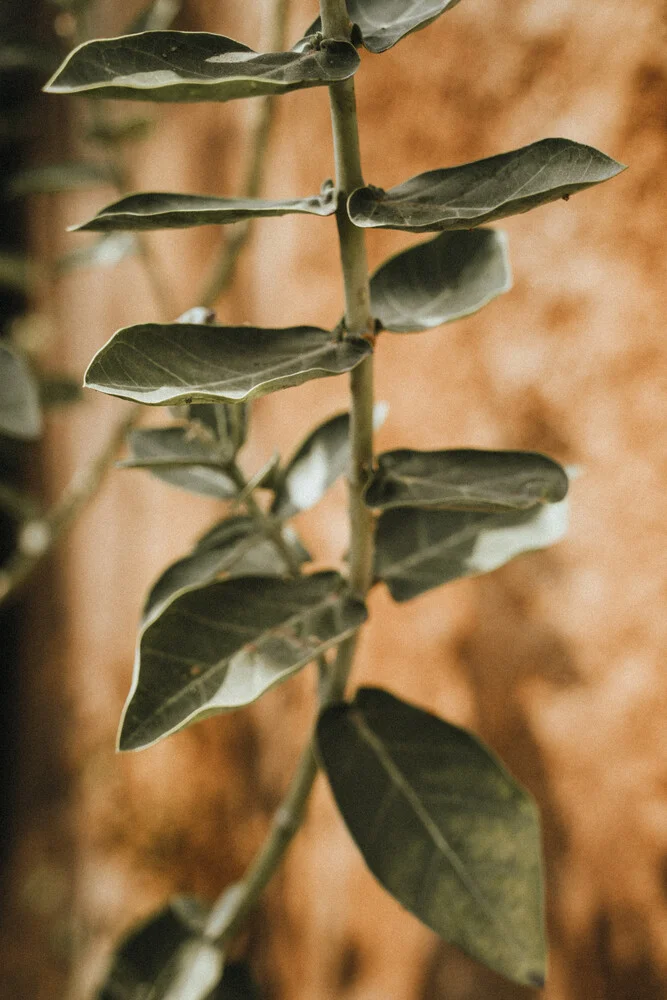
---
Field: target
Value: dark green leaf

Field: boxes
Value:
[96,897,223,1000]
[0,343,42,439]
[120,571,366,750]
[144,515,310,622]
[317,687,546,987]
[272,411,349,519]
[365,449,568,511]
[0,252,39,293]
[71,181,336,232]
[121,427,237,499]
[375,498,568,601]
[213,962,263,1000]
[6,161,118,197]
[85,324,371,406]
[44,31,360,103]
[86,116,154,146]
[55,233,138,273]
[370,229,510,333]
[38,373,84,408]
[271,402,387,518]
[0,44,59,76]
[297,0,464,54]
[348,139,626,232]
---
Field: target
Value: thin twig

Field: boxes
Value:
[200,0,290,307]
[1,0,290,606]
[0,407,138,605]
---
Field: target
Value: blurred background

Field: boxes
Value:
[1,1,666,997]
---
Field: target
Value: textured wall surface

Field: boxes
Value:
[3,1,667,998]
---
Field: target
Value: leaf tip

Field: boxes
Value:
[527,969,546,989]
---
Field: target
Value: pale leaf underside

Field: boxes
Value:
[375,498,569,601]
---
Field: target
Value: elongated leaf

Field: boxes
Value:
[0,343,42,439]
[44,31,360,103]
[72,181,336,232]
[0,252,38,293]
[348,139,625,232]
[297,0,463,54]
[38,373,84,407]
[6,161,118,197]
[272,412,349,519]
[144,515,310,622]
[55,233,138,273]
[85,324,371,406]
[122,427,237,499]
[366,449,568,512]
[86,116,153,146]
[271,402,387,518]
[317,687,546,986]
[120,572,367,750]
[375,498,568,601]
[370,229,510,333]
[371,230,509,332]
[0,43,59,75]
[96,897,224,1000]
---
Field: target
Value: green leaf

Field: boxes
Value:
[38,373,84,408]
[317,687,546,987]
[96,897,224,1000]
[55,233,138,273]
[86,116,154,147]
[212,962,263,999]
[271,402,387,518]
[375,498,568,601]
[121,426,237,499]
[85,324,371,406]
[120,571,366,750]
[0,252,39,294]
[44,31,360,103]
[0,343,42,439]
[370,229,510,333]
[365,449,568,512]
[297,0,464,54]
[6,161,118,197]
[143,515,310,622]
[271,411,349,519]
[71,181,336,232]
[348,138,626,232]
[0,43,59,76]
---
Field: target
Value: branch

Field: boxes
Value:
[204,0,375,947]
[200,0,290,307]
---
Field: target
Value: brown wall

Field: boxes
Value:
[4,1,667,998]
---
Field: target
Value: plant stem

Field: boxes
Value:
[226,459,303,576]
[0,0,293,606]
[207,0,374,948]
[0,407,138,606]
[200,0,290,307]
